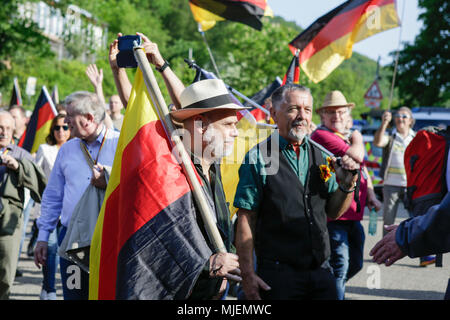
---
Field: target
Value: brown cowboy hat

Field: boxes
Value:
[170,79,249,121]
[316,90,355,114]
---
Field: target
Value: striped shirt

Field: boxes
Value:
[383,130,415,187]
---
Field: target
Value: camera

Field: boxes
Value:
[116,35,142,68]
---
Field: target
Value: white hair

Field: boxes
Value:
[65,91,105,123]
[0,110,16,130]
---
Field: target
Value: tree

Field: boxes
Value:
[393,0,449,107]
[0,0,53,100]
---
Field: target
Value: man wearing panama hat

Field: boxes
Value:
[311,90,381,299]
[108,31,249,299]
[234,84,361,300]
[170,78,250,300]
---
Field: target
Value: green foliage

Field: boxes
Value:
[0,0,402,119]
[392,0,449,107]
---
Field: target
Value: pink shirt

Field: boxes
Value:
[310,129,367,221]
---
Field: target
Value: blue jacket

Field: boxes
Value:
[396,192,450,258]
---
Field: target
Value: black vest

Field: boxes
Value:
[255,136,331,270]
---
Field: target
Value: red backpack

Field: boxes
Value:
[404,127,450,216]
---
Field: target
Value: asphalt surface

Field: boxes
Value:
[9,205,449,300]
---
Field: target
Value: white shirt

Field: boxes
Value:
[383,129,416,187]
[37,126,120,242]
[35,144,60,179]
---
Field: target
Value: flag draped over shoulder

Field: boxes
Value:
[189,0,273,31]
[22,86,57,153]
[89,69,212,300]
[9,77,23,107]
[289,0,399,83]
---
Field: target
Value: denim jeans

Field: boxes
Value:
[57,227,89,300]
[328,220,365,300]
[42,223,61,293]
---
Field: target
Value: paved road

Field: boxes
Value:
[10,205,449,300]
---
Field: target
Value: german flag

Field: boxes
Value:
[289,0,399,83]
[282,51,300,85]
[221,109,272,217]
[9,77,23,107]
[189,0,273,31]
[89,69,212,300]
[22,86,57,153]
[243,79,281,122]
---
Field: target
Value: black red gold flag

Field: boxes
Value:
[289,0,399,83]
[189,0,272,31]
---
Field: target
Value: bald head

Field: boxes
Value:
[0,111,15,148]
[109,94,123,115]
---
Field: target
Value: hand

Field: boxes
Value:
[241,271,271,300]
[86,64,103,89]
[136,32,165,69]
[109,33,123,70]
[369,224,406,266]
[367,191,382,212]
[34,241,48,269]
[91,164,107,189]
[1,154,19,171]
[209,252,242,282]
[331,155,360,188]
[381,111,392,126]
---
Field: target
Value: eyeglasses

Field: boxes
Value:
[395,114,410,119]
[54,125,69,131]
[323,109,348,117]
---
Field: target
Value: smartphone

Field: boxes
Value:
[117,35,142,68]
[118,35,141,51]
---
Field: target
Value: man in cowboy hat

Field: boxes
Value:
[234,84,360,300]
[311,90,381,299]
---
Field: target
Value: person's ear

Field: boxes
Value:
[84,113,95,127]
[270,107,278,123]
[193,115,208,134]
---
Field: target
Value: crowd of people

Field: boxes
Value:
[0,32,448,301]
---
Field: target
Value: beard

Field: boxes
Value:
[203,124,234,161]
[288,119,308,142]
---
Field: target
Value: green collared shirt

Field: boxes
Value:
[233,133,338,212]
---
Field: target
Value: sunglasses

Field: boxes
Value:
[54,125,69,131]
[395,114,410,119]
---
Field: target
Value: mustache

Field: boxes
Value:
[292,120,308,127]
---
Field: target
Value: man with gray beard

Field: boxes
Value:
[234,84,360,300]
[169,78,249,299]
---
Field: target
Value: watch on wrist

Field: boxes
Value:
[156,60,170,73]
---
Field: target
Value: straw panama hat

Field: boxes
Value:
[316,90,355,114]
[170,79,249,121]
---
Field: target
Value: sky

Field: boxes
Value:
[267,0,423,66]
